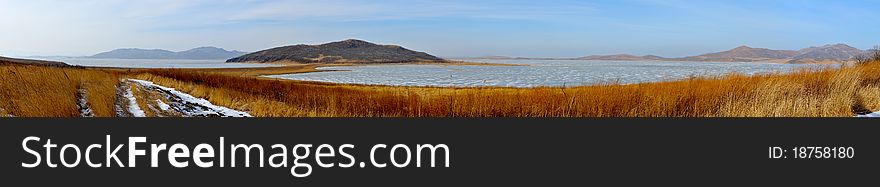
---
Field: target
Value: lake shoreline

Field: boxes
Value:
[456,58,854,65]
[260,60,827,88]
[51,58,527,77]
[231,60,527,67]
[29,58,833,88]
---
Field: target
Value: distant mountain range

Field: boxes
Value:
[90,47,247,60]
[464,44,870,64]
[227,39,445,64]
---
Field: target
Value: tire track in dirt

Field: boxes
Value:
[114,81,145,117]
[76,87,95,117]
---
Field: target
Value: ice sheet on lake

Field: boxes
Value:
[266,60,827,88]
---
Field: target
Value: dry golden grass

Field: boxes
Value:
[130,61,880,117]
[0,64,119,117]
[2,58,879,117]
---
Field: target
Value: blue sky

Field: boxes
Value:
[1,0,878,57]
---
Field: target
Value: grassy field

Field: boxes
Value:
[0,65,120,117]
[2,54,879,117]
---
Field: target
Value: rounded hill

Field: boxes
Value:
[227,39,445,64]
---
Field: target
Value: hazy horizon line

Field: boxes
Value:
[11,41,875,60]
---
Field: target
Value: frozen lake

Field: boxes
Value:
[266,60,828,87]
[35,57,278,69]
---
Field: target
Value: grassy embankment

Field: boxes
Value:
[2,53,879,117]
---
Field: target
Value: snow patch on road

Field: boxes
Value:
[77,88,95,117]
[857,111,879,117]
[156,99,171,111]
[128,79,251,117]
[122,83,146,117]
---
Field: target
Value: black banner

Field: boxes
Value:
[1,118,877,186]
